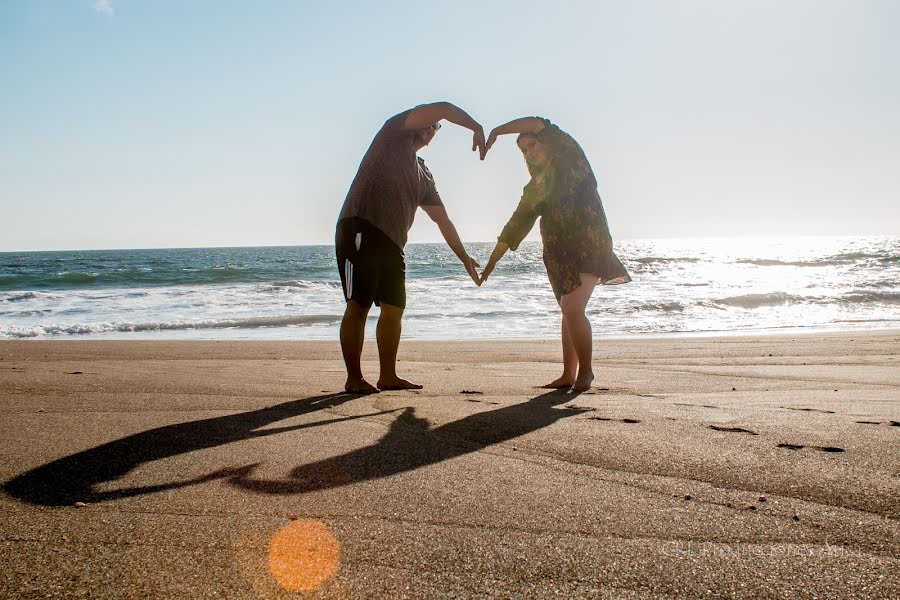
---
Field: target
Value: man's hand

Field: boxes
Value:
[472,127,487,160]
[463,255,482,286]
[420,204,483,286]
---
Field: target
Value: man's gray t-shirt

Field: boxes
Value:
[338,110,444,251]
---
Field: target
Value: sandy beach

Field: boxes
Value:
[0,330,897,598]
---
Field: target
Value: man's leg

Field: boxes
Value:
[375,302,422,390]
[340,299,377,394]
[558,274,599,391]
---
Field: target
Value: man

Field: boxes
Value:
[336,102,486,393]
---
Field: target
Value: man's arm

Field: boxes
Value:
[420,204,481,286]
[402,102,486,159]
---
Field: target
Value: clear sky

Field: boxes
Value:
[2,0,898,251]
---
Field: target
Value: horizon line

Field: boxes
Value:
[2,233,898,254]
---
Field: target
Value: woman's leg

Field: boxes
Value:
[558,274,599,391]
[542,315,577,388]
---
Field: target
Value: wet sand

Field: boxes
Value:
[0,331,897,597]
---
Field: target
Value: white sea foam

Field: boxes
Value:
[1,314,342,339]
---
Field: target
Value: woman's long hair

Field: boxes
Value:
[517,132,550,179]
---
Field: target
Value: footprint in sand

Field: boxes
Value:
[460,391,499,405]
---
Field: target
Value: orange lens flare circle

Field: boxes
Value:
[268,519,340,591]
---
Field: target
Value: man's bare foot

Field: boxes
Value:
[345,378,378,394]
[377,377,423,391]
[572,372,594,392]
[541,375,575,389]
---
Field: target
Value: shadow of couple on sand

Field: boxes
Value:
[3,389,586,506]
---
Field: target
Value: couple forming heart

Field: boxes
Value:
[336,101,631,395]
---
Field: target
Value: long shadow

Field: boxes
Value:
[2,392,381,506]
[228,389,586,495]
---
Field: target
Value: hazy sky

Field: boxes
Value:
[2,0,898,251]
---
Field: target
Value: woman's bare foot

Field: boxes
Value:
[572,371,594,392]
[377,377,423,391]
[541,375,575,389]
[345,378,378,394]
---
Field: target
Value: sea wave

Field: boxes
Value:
[711,290,900,309]
[0,268,334,291]
[633,257,701,265]
[840,291,900,304]
[0,314,342,339]
[712,292,805,309]
[268,280,342,290]
[2,291,59,302]
[736,252,896,268]
[638,302,686,312]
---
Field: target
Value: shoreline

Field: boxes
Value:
[4,323,900,343]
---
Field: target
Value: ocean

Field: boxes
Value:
[1,236,897,340]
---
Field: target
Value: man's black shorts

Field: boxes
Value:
[335,218,406,309]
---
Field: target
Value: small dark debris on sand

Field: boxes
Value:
[64,371,83,375]
[777,443,844,453]
[589,416,640,424]
[781,406,835,414]
[778,443,804,450]
[709,425,757,435]
[815,446,845,453]
[460,390,483,395]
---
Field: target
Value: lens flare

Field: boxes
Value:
[268,519,340,591]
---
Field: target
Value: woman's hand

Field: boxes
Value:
[479,241,510,285]
[486,128,502,153]
[479,261,497,285]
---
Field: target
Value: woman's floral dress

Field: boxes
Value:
[498,118,631,300]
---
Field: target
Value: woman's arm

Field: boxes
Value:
[479,241,509,285]
[486,117,547,151]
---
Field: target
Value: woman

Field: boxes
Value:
[480,117,630,391]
